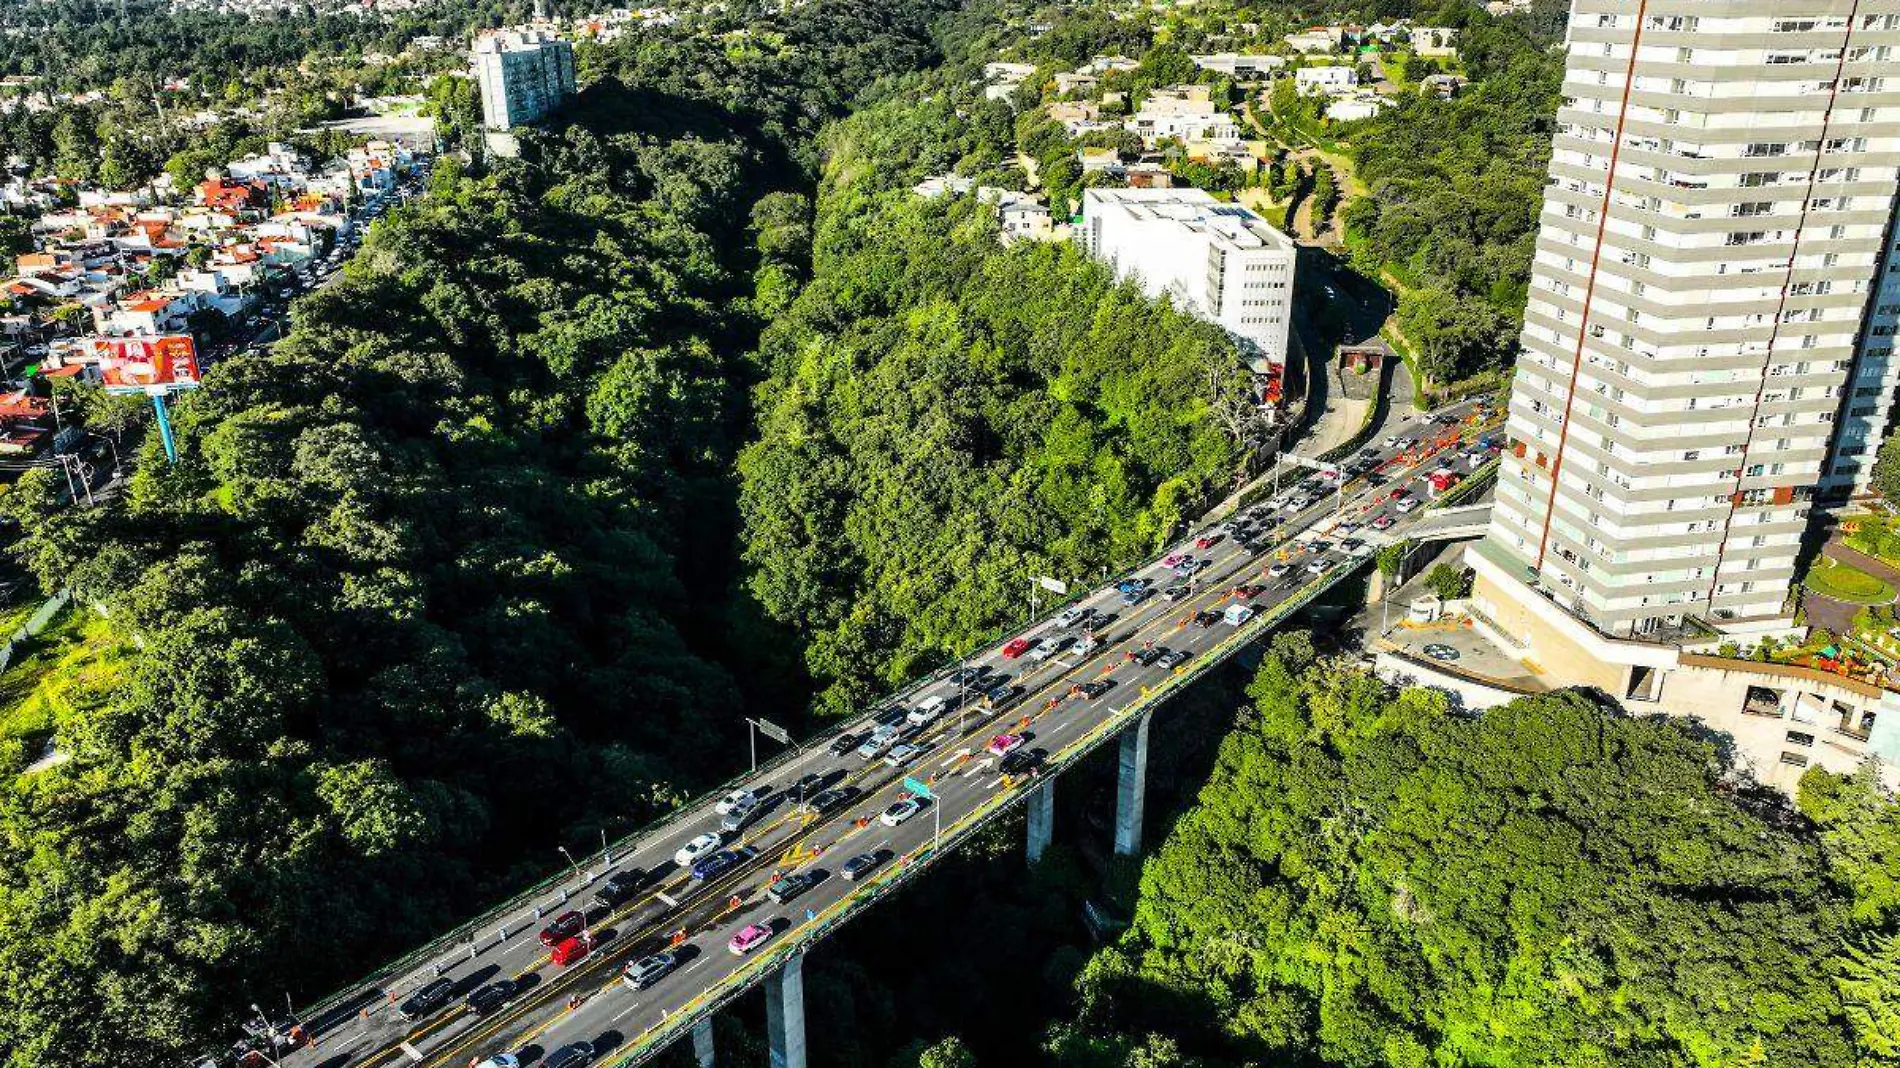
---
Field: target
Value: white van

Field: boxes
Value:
[907,694,947,726]
[1223,604,1255,627]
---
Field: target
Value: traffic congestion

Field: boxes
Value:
[245,398,1500,1068]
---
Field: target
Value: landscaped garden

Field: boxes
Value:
[1804,557,1895,605]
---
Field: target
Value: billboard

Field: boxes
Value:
[84,336,201,394]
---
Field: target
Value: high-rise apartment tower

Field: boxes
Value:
[1473,1,1900,650]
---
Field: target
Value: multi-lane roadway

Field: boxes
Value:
[256,398,1496,1068]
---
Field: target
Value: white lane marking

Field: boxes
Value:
[655,892,677,908]
[939,748,972,767]
[962,757,995,778]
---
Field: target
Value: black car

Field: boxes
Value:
[985,683,1024,706]
[464,979,516,1016]
[874,706,909,728]
[804,787,852,813]
[999,749,1042,776]
[841,852,885,882]
[1157,649,1190,669]
[546,1042,596,1068]
[1192,610,1222,629]
[828,732,861,756]
[767,869,821,904]
[1131,647,1164,667]
[397,978,456,1021]
[593,866,651,909]
[788,773,824,800]
[1079,680,1114,700]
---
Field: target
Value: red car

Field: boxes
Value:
[1194,535,1216,550]
[1002,637,1033,659]
[539,910,585,947]
[551,934,593,967]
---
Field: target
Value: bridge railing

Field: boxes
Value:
[596,556,1359,1067]
[278,493,1250,1029]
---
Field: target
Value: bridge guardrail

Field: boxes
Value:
[597,557,1358,1067]
[280,479,1255,1027]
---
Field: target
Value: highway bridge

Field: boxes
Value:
[233,399,1496,1068]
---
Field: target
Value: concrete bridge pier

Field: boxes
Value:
[691,1015,715,1067]
[765,949,807,1068]
[1026,779,1054,863]
[1114,712,1151,857]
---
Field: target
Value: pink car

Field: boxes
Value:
[1161,553,1188,568]
[728,923,774,956]
[986,733,1025,757]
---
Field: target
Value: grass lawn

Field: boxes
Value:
[1806,558,1896,605]
[0,604,134,751]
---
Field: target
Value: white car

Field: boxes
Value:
[673,832,721,868]
[883,742,924,767]
[1053,606,1087,629]
[475,1057,522,1068]
[715,787,764,815]
[1395,498,1421,513]
[906,694,947,726]
[880,799,924,827]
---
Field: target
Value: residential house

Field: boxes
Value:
[1294,65,1357,96]
[1190,53,1286,79]
[1325,94,1387,121]
[1409,26,1458,58]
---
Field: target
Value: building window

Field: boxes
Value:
[1780,752,1811,767]
[1786,730,1815,747]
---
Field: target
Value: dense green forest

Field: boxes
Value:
[1035,633,1900,1067]
[737,78,1252,715]
[1338,4,1565,385]
[0,0,960,1063]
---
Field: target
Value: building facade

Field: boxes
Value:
[1480,0,1900,642]
[474,31,577,131]
[1080,187,1298,374]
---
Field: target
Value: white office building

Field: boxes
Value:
[1080,187,1298,374]
[474,31,577,131]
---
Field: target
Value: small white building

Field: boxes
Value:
[1295,66,1358,96]
[1190,53,1287,79]
[1409,26,1459,58]
[1326,94,1387,122]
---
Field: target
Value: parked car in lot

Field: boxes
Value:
[622,952,679,990]
[728,923,775,955]
[397,978,456,1021]
[674,832,722,868]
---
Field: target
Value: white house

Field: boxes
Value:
[1326,94,1387,121]
[1294,66,1357,97]
[1190,53,1287,79]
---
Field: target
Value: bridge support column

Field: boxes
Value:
[765,949,807,1068]
[1026,778,1054,864]
[691,1015,715,1067]
[1114,712,1151,857]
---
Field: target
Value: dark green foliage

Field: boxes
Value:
[1054,636,1888,1067]
[0,0,960,1063]
[739,96,1248,713]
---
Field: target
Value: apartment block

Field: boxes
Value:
[1479,0,1900,644]
[474,31,577,131]
[1079,187,1298,375]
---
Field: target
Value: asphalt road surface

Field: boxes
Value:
[264,398,1496,1068]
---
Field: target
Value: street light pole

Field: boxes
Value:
[747,719,757,773]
